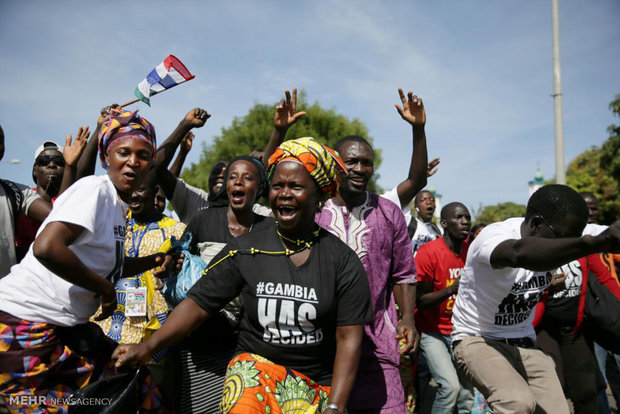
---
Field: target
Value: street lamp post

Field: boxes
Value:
[551,0,566,184]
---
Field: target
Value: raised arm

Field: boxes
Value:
[155,108,209,171]
[77,105,117,179]
[26,198,52,222]
[394,88,428,209]
[491,221,620,271]
[113,297,210,367]
[59,126,89,195]
[262,88,306,166]
[169,131,195,177]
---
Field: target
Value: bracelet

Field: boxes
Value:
[325,403,339,412]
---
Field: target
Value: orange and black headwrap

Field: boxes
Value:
[267,137,346,200]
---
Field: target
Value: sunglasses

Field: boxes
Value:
[36,155,65,167]
[531,210,581,238]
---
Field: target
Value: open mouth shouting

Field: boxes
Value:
[230,189,247,205]
[277,204,298,221]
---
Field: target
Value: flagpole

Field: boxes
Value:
[120,98,140,108]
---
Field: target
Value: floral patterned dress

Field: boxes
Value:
[94,213,185,361]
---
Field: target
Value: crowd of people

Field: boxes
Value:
[0,87,619,414]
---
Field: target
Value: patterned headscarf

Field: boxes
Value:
[98,110,156,169]
[267,137,346,200]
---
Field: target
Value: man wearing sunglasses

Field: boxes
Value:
[450,184,620,413]
[13,142,65,262]
[1,127,52,278]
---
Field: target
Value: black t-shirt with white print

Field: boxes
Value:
[187,224,373,385]
[184,206,274,253]
[182,206,275,351]
[543,258,583,328]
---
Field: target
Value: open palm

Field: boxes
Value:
[274,88,306,131]
[395,88,426,126]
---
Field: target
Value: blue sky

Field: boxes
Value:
[1,0,619,213]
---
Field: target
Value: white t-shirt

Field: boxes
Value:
[582,223,607,237]
[0,175,127,326]
[451,218,555,341]
[381,186,443,255]
[0,181,39,278]
[380,186,412,226]
[170,177,271,223]
[411,217,443,256]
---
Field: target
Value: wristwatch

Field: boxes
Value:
[325,403,339,412]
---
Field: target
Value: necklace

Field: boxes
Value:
[276,226,320,249]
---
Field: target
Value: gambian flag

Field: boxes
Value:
[134,55,195,106]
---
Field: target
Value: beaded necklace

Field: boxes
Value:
[201,225,320,277]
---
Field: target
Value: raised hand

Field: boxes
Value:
[274,88,306,132]
[427,157,440,177]
[180,131,195,154]
[98,104,121,126]
[63,126,90,168]
[395,88,426,127]
[183,108,210,129]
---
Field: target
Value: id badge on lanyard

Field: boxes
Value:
[126,287,147,317]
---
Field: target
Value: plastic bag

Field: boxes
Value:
[162,233,207,307]
[68,367,146,413]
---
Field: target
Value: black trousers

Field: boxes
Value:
[536,326,602,413]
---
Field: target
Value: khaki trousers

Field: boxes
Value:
[453,336,569,414]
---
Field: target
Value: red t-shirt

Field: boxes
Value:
[414,238,465,335]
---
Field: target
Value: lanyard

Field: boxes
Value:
[128,215,158,258]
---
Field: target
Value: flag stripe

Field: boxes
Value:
[146,69,162,87]
[167,68,186,84]
[165,55,194,80]
[151,83,166,93]
[159,75,177,89]
[137,79,151,98]
[134,86,150,105]
[155,62,168,79]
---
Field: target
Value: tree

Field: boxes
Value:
[600,94,620,183]
[475,202,526,225]
[181,91,382,193]
[565,146,619,224]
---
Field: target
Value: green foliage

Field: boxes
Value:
[181,91,382,193]
[565,146,619,224]
[600,94,620,183]
[475,202,526,225]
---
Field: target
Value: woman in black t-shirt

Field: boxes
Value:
[115,138,372,414]
[177,155,274,413]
